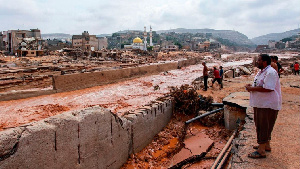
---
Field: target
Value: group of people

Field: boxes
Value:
[270,55,284,77]
[201,62,223,91]
[201,54,282,159]
[271,55,299,76]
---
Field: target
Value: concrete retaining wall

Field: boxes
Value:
[0,98,173,169]
[53,62,178,92]
[0,90,56,102]
[53,57,203,93]
[177,57,202,68]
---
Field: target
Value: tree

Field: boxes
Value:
[112,33,120,37]
[281,37,293,43]
[174,42,183,49]
[147,46,153,51]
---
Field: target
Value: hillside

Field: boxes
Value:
[156,28,256,48]
[41,33,72,40]
[251,28,300,45]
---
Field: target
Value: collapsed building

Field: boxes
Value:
[0,29,43,56]
[72,31,108,52]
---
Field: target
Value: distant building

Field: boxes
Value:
[268,40,276,49]
[124,37,144,50]
[255,45,268,52]
[1,29,43,55]
[286,40,300,49]
[98,37,108,50]
[197,40,210,51]
[275,41,285,49]
[162,45,178,51]
[72,31,98,52]
[209,41,221,49]
[45,39,72,51]
[0,32,4,51]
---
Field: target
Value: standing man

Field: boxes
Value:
[245,54,282,158]
[273,56,284,77]
[202,62,208,91]
[219,66,224,88]
[294,61,299,75]
[270,56,278,72]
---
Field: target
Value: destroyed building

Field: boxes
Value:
[72,31,99,52]
[44,39,72,51]
[1,29,43,55]
[0,32,4,51]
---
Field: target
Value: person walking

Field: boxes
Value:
[245,54,282,159]
[219,66,224,88]
[211,67,223,89]
[294,61,299,75]
[202,62,208,91]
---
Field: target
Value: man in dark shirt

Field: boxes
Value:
[274,56,284,77]
[219,66,224,88]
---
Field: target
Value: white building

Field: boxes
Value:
[124,37,144,50]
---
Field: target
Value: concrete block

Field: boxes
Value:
[224,105,246,130]
[0,122,57,169]
[0,127,23,159]
[152,100,173,134]
[127,99,173,153]
[75,106,111,169]
[130,108,155,153]
[44,111,80,168]
[108,114,131,169]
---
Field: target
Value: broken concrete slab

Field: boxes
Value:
[170,132,214,167]
[223,92,250,109]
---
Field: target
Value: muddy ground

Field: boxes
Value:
[1,52,299,168]
[121,73,300,168]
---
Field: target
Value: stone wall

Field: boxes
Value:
[0,98,173,169]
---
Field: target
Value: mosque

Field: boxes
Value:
[124,26,153,51]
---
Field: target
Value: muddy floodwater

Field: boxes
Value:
[0,59,251,130]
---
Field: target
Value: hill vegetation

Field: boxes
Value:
[251,28,300,45]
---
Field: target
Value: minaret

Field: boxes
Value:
[150,25,153,47]
[143,26,147,51]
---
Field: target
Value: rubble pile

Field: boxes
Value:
[169,85,213,116]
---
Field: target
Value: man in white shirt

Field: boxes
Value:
[245,54,282,158]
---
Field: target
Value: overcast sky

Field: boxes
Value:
[0,0,299,39]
